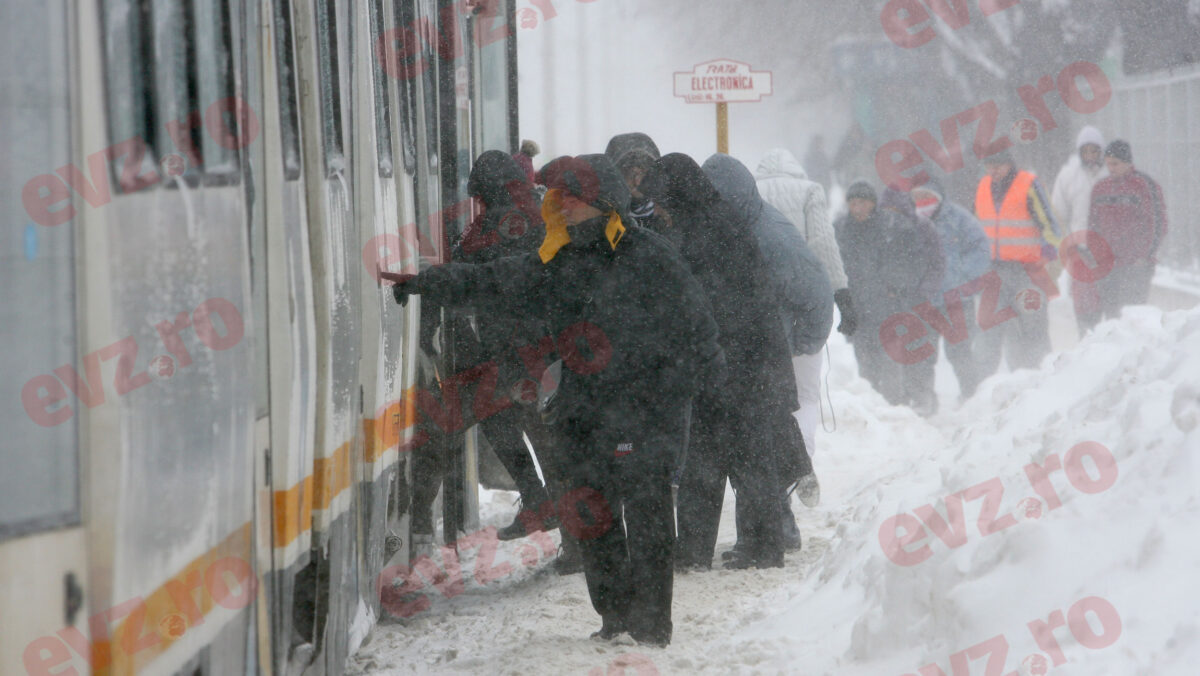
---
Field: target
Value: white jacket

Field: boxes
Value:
[755,148,849,290]
[1052,126,1109,236]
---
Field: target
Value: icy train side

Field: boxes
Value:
[0,0,518,674]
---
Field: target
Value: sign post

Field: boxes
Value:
[674,59,773,154]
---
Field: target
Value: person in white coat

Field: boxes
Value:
[756,148,854,459]
[1051,126,1109,333]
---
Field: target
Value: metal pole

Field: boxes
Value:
[717,102,729,154]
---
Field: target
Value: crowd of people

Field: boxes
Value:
[385,126,1166,648]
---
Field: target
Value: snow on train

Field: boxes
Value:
[2,0,518,674]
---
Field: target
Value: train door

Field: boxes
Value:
[259,0,323,673]
[53,0,259,674]
[0,2,90,673]
[349,0,412,639]
[292,0,363,672]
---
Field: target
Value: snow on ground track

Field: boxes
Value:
[352,306,1200,675]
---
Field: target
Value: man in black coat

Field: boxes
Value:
[645,154,803,570]
[391,154,725,647]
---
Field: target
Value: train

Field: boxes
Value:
[2,0,518,674]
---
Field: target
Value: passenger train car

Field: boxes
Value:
[1,0,518,673]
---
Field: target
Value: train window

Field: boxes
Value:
[418,0,440,171]
[393,0,418,175]
[315,0,345,176]
[272,0,302,180]
[151,0,202,180]
[1,0,80,540]
[191,0,239,177]
[477,0,512,152]
[369,0,394,179]
[98,0,159,192]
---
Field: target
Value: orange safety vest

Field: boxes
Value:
[975,171,1043,263]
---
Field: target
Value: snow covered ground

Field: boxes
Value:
[349,300,1200,675]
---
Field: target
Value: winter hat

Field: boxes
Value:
[1076,126,1105,151]
[1105,140,1133,164]
[845,180,877,203]
[912,177,944,218]
[519,139,540,157]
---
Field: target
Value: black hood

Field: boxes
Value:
[643,153,722,216]
[467,150,532,208]
[605,132,662,173]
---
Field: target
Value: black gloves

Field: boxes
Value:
[834,288,857,337]
[385,273,420,306]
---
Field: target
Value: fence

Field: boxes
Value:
[1093,63,1200,272]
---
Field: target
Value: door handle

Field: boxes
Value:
[64,572,83,626]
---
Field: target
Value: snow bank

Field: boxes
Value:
[747,306,1200,675]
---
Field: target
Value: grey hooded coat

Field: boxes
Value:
[702,154,834,356]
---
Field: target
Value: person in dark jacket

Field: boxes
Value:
[836,181,943,409]
[644,154,802,570]
[878,188,946,415]
[605,133,676,245]
[912,177,991,399]
[391,154,725,647]
[702,153,830,555]
[453,151,557,540]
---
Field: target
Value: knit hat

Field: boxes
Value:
[1105,140,1133,164]
[846,180,877,203]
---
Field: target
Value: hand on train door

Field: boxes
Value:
[381,271,419,306]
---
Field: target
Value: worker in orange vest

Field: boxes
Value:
[973,151,1063,377]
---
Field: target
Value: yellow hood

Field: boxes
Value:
[538,189,626,263]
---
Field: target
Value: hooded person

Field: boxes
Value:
[407,151,547,554]
[911,176,991,399]
[755,148,856,459]
[390,153,725,647]
[1051,126,1109,333]
[701,153,830,554]
[643,153,801,570]
[443,151,569,547]
[604,133,674,243]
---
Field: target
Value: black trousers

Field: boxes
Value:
[676,401,791,567]
[562,412,684,644]
[478,403,548,505]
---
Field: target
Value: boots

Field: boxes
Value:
[553,528,584,575]
[497,488,557,541]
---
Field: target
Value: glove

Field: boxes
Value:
[834,288,857,337]
[384,272,420,306]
